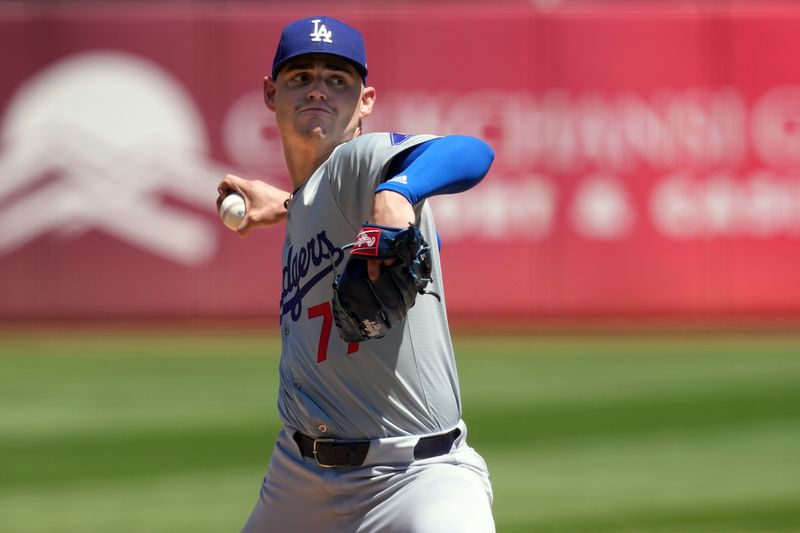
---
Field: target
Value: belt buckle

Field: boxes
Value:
[312,438,336,468]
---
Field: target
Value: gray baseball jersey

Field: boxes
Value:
[278,132,460,440]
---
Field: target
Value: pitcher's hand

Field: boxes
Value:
[217,174,290,236]
[366,190,415,281]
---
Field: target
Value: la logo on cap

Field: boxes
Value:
[310,19,333,43]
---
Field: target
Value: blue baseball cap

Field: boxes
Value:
[272,16,368,81]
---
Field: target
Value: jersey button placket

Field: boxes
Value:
[285,203,291,244]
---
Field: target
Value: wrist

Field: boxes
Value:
[370,190,415,227]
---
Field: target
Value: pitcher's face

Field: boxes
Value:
[265,54,375,143]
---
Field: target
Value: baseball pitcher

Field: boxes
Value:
[217,16,496,533]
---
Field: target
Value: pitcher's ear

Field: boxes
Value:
[360,86,376,118]
[264,76,277,111]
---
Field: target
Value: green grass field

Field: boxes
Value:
[1,329,799,533]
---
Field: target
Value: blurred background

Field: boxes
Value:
[4,0,800,325]
[1,1,799,532]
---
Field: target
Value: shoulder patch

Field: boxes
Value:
[389,132,414,146]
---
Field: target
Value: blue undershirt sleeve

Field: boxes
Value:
[375,135,494,205]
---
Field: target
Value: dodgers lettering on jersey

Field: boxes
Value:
[280,231,343,322]
[277,132,462,441]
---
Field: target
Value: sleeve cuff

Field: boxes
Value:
[374,180,418,206]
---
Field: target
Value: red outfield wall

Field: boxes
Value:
[2,2,800,322]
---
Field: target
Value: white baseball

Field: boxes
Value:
[219,192,247,231]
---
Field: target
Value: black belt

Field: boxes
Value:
[293,427,462,468]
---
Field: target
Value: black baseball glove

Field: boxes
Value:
[332,224,439,343]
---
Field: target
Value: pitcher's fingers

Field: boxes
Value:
[216,176,243,210]
[368,260,381,281]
